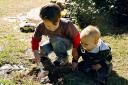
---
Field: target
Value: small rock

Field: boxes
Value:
[0,83,4,85]
[18,65,26,71]
[12,65,20,70]
[0,64,13,70]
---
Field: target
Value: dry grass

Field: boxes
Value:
[0,0,50,84]
[0,0,128,85]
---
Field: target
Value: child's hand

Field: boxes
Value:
[72,62,78,71]
[33,50,41,63]
[32,57,41,63]
[92,64,102,71]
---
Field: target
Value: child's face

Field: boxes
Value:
[81,36,97,51]
[43,19,60,31]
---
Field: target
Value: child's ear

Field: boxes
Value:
[57,16,61,21]
[94,40,98,44]
[94,37,99,44]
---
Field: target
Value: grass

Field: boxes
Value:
[0,0,50,64]
[0,0,128,85]
[0,0,50,16]
[102,34,128,85]
[0,0,50,85]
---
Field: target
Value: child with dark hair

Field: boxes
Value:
[72,25,112,85]
[31,3,80,82]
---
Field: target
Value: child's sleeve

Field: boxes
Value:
[31,24,43,51]
[66,21,80,48]
[72,32,80,48]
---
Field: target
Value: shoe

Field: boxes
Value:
[60,57,69,66]
[37,70,49,80]
[54,57,69,66]
[40,76,50,84]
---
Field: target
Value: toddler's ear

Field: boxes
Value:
[94,36,99,44]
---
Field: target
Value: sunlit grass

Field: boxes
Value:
[0,0,128,85]
[0,0,50,84]
[101,34,128,85]
[102,34,128,58]
[0,0,50,16]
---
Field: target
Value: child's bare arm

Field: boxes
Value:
[71,48,80,71]
[72,48,80,62]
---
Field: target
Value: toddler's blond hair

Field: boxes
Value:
[80,25,101,44]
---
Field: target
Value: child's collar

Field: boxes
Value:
[87,39,109,53]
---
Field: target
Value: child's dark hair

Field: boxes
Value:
[40,3,61,23]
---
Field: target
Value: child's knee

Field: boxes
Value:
[40,41,52,56]
[50,36,71,51]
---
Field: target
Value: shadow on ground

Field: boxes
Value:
[53,67,128,85]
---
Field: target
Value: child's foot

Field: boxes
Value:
[40,76,50,84]
[37,70,49,80]
[60,57,69,66]
[54,57,69,66]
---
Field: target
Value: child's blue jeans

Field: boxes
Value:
[40,36,72,70]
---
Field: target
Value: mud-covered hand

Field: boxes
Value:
[72,62,78,71]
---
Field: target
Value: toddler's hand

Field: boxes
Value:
[72,62,78,71]
[92,64,102,71]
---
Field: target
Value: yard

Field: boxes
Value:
[0,0,128,85]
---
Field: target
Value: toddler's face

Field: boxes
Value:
[81,37,97,51]
[43,19,60,31]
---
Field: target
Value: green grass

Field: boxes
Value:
[0,0,128,85]
[0,0,50,84]
[102,34,128,85]
[0,0,50,64]
[0,79,15,85]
